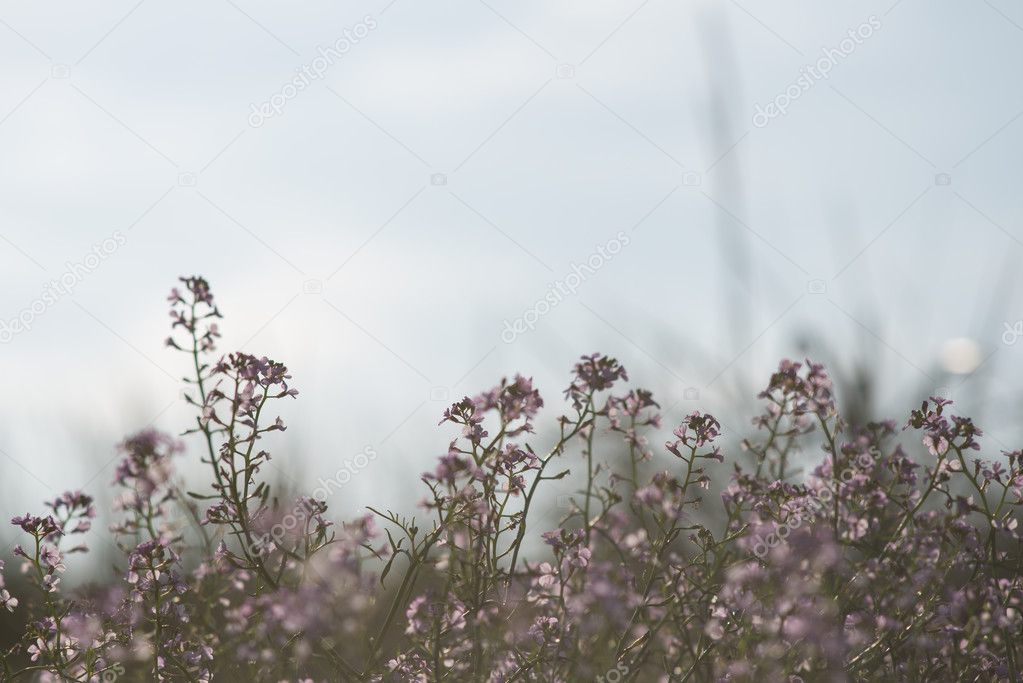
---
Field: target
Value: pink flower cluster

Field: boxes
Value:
[2,277,1022,682]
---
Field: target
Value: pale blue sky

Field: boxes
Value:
[2,0,1022,542]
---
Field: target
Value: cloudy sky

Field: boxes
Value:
[2,0,1022,541]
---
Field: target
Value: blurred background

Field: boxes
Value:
[1,0,1022,581]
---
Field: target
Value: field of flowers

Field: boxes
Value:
[2,276,1021,682]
